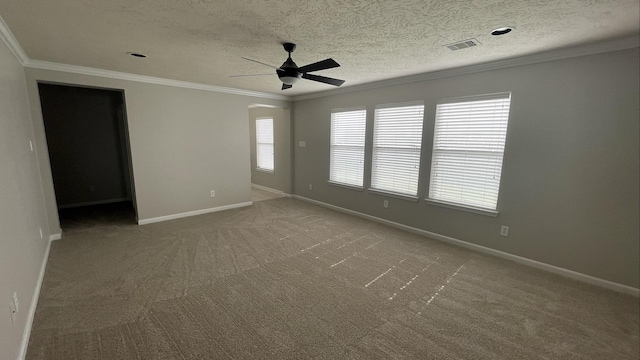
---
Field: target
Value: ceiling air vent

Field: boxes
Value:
[445,38,481,51]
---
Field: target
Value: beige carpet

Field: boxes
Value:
[27,198,639,359]
[251,187,284,202]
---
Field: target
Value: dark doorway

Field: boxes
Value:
[38,83,136,228]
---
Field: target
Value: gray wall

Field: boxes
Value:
[0,40,50,359]
[292,48,639,288]
[39,84,131,208]
[24,68,290,231]
[249,106,292,194]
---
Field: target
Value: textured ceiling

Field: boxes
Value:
[0,0,638,96]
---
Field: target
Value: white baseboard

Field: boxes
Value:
[48,233,61,241]
[293,195,640,297]
[137,202,253,225]
[57,198,130,209]
[19,237,53,359]
[251,183,291,197]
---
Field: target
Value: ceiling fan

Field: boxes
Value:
[231,43,345,90]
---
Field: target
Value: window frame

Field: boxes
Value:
[328,107,367,189]
[369,101,425,199]
[255,117,275,173]
[426,92,512,215]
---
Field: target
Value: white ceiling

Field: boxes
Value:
[0,0,638,96]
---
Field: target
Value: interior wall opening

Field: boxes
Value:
[37,82,137,229]
[248,104,292,202]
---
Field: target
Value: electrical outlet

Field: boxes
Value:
[299,141,306,147]
[500,225,509,237]
[89,185,95,192]
[383,200,389,208]
[210,190,216,198]
[309,184,313,191]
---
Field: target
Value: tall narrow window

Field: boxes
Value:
[371,102,424,197]
[330,108,366,187]
[428,92,511,211]
[256,117,274,172]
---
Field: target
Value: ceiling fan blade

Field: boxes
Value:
[241,57,280,69]
[281,83,293,90]
[298,58,340,73]
[302,73,345,86]
[229,73,274,78]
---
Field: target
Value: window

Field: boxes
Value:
[428,92,511,211]
[371,102,425,197]
[256,117,274,172]
[329,108,366,187]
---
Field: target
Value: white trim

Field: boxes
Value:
[292,195,640,297]
[0,12,288,100]
[425,198,499,217]
[48,233,61,241]
[57,198,130,209]
[293,36,640,101]
[330,106,367,114]
[0,15,29,65]
[327,181,364,191]
[248,104,282,109]
[4,8,636,103]
[251,183,291,197]
[437,91,511,104]
[25,60,290,101]
[368,188,419,202]
[137,202,253,225]
[19,237,52,359]
[375,100,425,110]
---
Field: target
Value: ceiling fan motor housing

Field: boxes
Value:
[237,42,343,89]
[278,57,301,84]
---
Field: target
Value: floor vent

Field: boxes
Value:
[445,38,481,51]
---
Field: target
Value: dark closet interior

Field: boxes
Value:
[38,83,136,226]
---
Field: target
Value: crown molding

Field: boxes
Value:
[0,14,29,65]
[293,35,640,102]
[0,14,289,100]
[24,60,291,101]
[3,11,637,103]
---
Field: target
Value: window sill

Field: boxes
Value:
[368,188,419,202]
[328,181,364,191]
[425,199,499,217]
[255,168,274,174]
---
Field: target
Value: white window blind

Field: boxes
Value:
[428,92,511,211]
[256,118,274,171]
[330,109,366,187]
[371,103,424,196]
